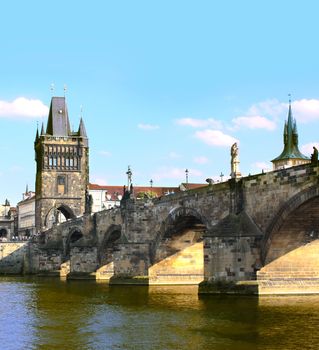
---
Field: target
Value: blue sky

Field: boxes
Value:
[1,0,319,205]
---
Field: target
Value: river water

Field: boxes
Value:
[0,277,318,350]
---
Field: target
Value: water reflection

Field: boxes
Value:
[0,277,318,350]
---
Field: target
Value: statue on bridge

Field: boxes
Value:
[311,146,318,165]
[85,187,93,214]
[230,142,241,179]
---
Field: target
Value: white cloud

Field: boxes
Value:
[176,117,223,129]
[232,115,276,131]
[292,99,319,123]
[152,167,202,181]
[301,142,319,156]
[194,129,238,147]
[245,98,319,125]
[0,97,49,119]
[138,123,160,130]
[247,99,286,119]
[98,150,112,157]
[194,156,209,164]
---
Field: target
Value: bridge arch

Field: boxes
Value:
[99,225,123,265]
[263,185,319,264]
[150,206,207,284]
[64,227,84,257]
[0,228,8,239]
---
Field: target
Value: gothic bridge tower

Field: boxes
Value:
[35,96,89,231]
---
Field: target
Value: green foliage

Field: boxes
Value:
[136,191,158,199]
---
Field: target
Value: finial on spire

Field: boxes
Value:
[80,104,83,119]
[288,93,292,105]
[50,83,55,96]
[64,84,67,97]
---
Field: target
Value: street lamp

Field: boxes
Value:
[150,179,153,188]
[220,172,224,182]
[185,169,189,184]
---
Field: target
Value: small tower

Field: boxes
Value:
[272,99,310,170]
[35,96,89,231]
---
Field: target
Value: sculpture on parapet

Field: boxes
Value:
[230,142,241,179]
[311,146,318,165]
[85,187,93,214]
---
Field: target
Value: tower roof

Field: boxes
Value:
[46,97,71,136]
[272,101,309,162]
[78,117,87,138]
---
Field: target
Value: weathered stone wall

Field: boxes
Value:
[70,246,98,275]
[0,242,27,274]
[203,236,261,282]
[243,165,319,234]
[4,163,319,294]
[35,136,89,231]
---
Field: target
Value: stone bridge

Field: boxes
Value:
[26,163,319,294]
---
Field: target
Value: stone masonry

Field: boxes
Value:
[3,162,315,295]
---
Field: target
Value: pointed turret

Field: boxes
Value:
[272,98,310,170]
[35,127,39,142]
[40,122,45,136]
[46,97,71,136]
[78,117,87,138]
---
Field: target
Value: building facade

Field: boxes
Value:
[17,189,36,238]
[0,199,16,241]
[34,96,89,231]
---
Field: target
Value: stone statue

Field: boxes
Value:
[311,146,318,165]
[85,187,93,214]
[230,142,241,179]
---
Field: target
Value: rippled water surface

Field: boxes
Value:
[0,277,319,350]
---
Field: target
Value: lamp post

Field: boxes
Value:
[220,172,224,182]
[185,169,189,184]
[150,179,153,189]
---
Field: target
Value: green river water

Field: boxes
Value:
[0,277,318,350]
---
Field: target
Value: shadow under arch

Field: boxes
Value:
[262,185,319,264]
[98,224,124,265]
[64,227,84,258]
[149,206,207,285]
[0,228,8,238]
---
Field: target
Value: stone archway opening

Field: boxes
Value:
[258,195,319,294]
[150,210,206,285]
[96,226,122,281]
[64,229,83,258]
[264,196,319,265]
[0,228,8,240]
[45,205,76,229]
[70,230,83,244]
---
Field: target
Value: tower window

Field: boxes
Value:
[57,175,67,195]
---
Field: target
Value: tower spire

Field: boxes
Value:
[41,122,45,135]
[46,97,71,136]
[272,95,310,169]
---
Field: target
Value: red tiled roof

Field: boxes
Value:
[181,183,207,190]
[88,183,180,199]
